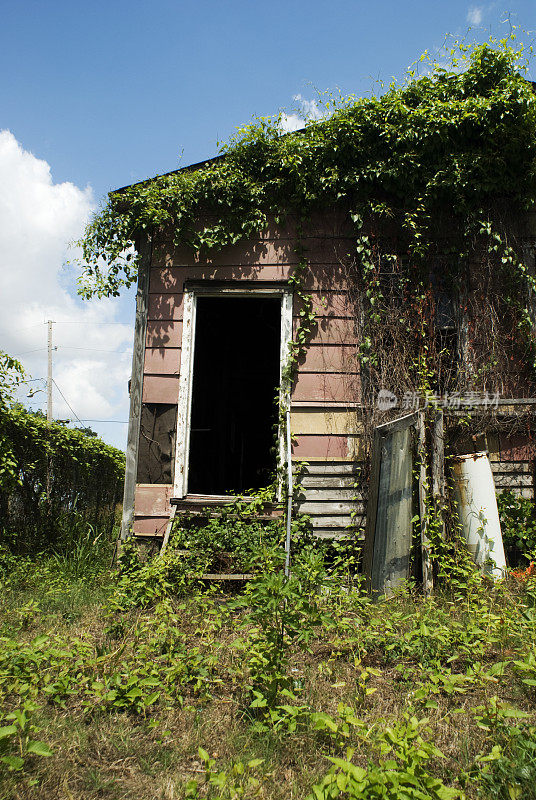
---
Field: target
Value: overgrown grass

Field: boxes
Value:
[1,534,536,799]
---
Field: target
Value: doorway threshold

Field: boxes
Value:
[170,494,283,519]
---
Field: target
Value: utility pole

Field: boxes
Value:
[47,320,54,423]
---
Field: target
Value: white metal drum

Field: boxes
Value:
[452,452,507,579]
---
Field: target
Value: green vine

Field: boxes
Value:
[77,36,536,309]
[282,252,316,388]
[76,35,536,572]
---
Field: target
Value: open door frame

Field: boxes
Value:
[173,283,293,500]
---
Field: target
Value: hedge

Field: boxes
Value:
[0,407,125,554]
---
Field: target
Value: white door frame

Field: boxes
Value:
[173,285,293,499]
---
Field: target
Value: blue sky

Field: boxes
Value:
[0,0,534,449]
[3,0,535,197]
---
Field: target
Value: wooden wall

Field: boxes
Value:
[133,215,364,538]
[130,217,536,540]
[490,433,536,500]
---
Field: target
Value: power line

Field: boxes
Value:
[13,348,47,356]
[8,323,47,335]
[51,378,84,427]
[59,346,131,354]
[77,419,129,424]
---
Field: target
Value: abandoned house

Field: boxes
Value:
[104,45,536,569]
[117,199,536,548]
[121,205,367,542]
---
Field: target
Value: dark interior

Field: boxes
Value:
[187,296,281,495]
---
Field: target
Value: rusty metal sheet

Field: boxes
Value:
[134,485,174,516]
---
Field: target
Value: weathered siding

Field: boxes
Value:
[133,215,363,537]
[130,216,536,540]
[489,433,536,500]
[295,462,365,539]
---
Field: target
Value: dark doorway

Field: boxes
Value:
[187,296,281,495]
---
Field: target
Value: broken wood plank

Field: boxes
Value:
[159,505,177,557]
[307,515,359,528]
[491,462,532,473]
[493,473,533,487]
[296,488,362,501]
[299,475,360,489]
[295,501,364,515]
[311,530,364,540]
[299,463,361,476]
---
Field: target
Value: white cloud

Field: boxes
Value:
[279,94,324,133]
[467,5,484,24]
[279,113,306,133]
[0,130,133,449]
[294,94,323,121]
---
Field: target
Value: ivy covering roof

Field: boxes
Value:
[77,39,536,299]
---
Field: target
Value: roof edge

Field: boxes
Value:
[113,153,225,195]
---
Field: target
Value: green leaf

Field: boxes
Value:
[0,725,17,740]
[1,755,25,771]
[26,740,53,757]
[198,747,210,763]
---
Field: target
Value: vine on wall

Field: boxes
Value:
[78,37,536,304]
[77,36,536,561]
[77,35,536,401]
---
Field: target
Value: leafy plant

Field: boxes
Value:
[0,402,124,555]
[497,489,536,564]
[237,553,328,708]
[472,725,536,800]
[307,715,462,799]
[185,748,265,799]
[0,701,53,773]
[91,671,162,715]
